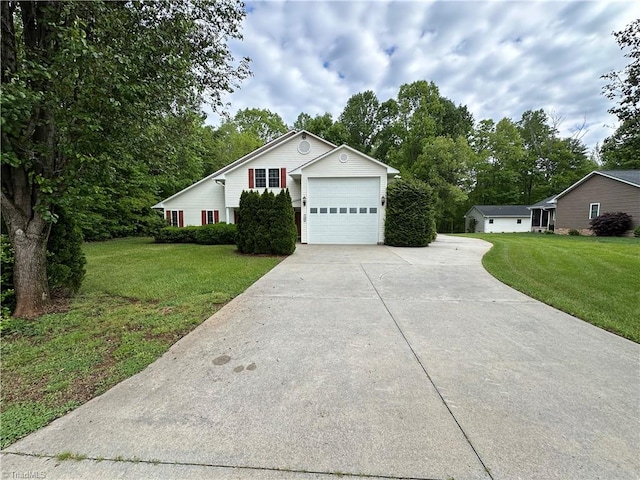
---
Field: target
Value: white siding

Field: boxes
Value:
[484,217,530,233]
[466,208,486,233]
[162,179,226,226]
[224,136,332,208]
[300,149,388,243]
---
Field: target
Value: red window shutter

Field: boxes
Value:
[201,210,207,225]
[214,210,219,223]
[280,168,287,188]
[248,168,254,188]
[178,211,184,228]
[166,210,171,222]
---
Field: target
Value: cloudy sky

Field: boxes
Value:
[206,1,639,151]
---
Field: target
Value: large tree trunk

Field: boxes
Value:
[9,217,51,318]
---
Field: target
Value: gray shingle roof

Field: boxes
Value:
[598,170,640,187]
[470,205,531,217]
[529,195,557,209]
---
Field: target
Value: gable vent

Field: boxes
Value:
[339,152,349,163]
[298,140,311,154]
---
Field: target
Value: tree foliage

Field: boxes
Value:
[601,19,640,169]
[1,0,250,316]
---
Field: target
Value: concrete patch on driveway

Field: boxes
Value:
[3,235,638,480]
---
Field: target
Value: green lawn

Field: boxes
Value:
[0,238,283,448]
[462,233,640,342]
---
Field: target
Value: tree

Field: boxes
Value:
[413,136,475,232]
[232,108,289,143]
[600,120,640,169]
[1,1,250,317]
[601,19,639,169]
[292,112,349,145]
[602,19,639,130]
[338,90,380,154]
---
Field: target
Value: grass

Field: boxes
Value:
[462,233,640,342]
[0,238,282,448]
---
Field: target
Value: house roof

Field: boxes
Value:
[152,129,334,208]
[288,144,399,177]
[465,205,531,217]
[529,195,557,209]
[554,170,640,201]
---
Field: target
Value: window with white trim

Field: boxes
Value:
[268,168,280,187]
[489,218,494,224]
[255,169,266,188]
[589,203,600,219]
[517,219,522,224]
[254,168,281,188]
[170,211,179,227]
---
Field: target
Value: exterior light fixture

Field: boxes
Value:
[381,195,386,206]
[302,196,307,206]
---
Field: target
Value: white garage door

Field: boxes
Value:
[307,177,380,244]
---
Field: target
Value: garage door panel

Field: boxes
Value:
[308,178,379,244]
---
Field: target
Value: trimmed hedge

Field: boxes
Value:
[384,178,437,247]
[590,212,633,236]
[154,223,237,245]
[237,189,296,255]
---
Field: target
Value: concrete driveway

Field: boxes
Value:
[2,235,639,480]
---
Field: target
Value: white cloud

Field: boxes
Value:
[207,0,640,150]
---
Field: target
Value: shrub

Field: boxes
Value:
[236,189,297,255]
[635,225,640,238]
[384,178,436,247]
[590,212,633,236]
[237,190,260,253]
[193,223,237,245]
[1,234,15,318]
[269,190,297,255]
[544,229,555,235]
[568,229,580,236]
[47,208,87,297]
[154,223,236,245]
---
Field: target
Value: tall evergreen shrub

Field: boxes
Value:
[237,190,260,253]
[255,190,275,254]
[270,190,297,255]
[236,189,297,255]
[384,178,436,247]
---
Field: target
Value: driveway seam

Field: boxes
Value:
[360,264,495,480]
[1,452,450,480]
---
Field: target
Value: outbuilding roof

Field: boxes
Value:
[466,205,531,217]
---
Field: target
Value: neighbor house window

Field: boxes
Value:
[255,169,266,188]
[489,219,494,224]
[517,219,522,224]
[589,203,600,219]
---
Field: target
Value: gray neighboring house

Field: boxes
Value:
[554,170,640,235]
[464,205,531,233]
[529,195,557,233]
